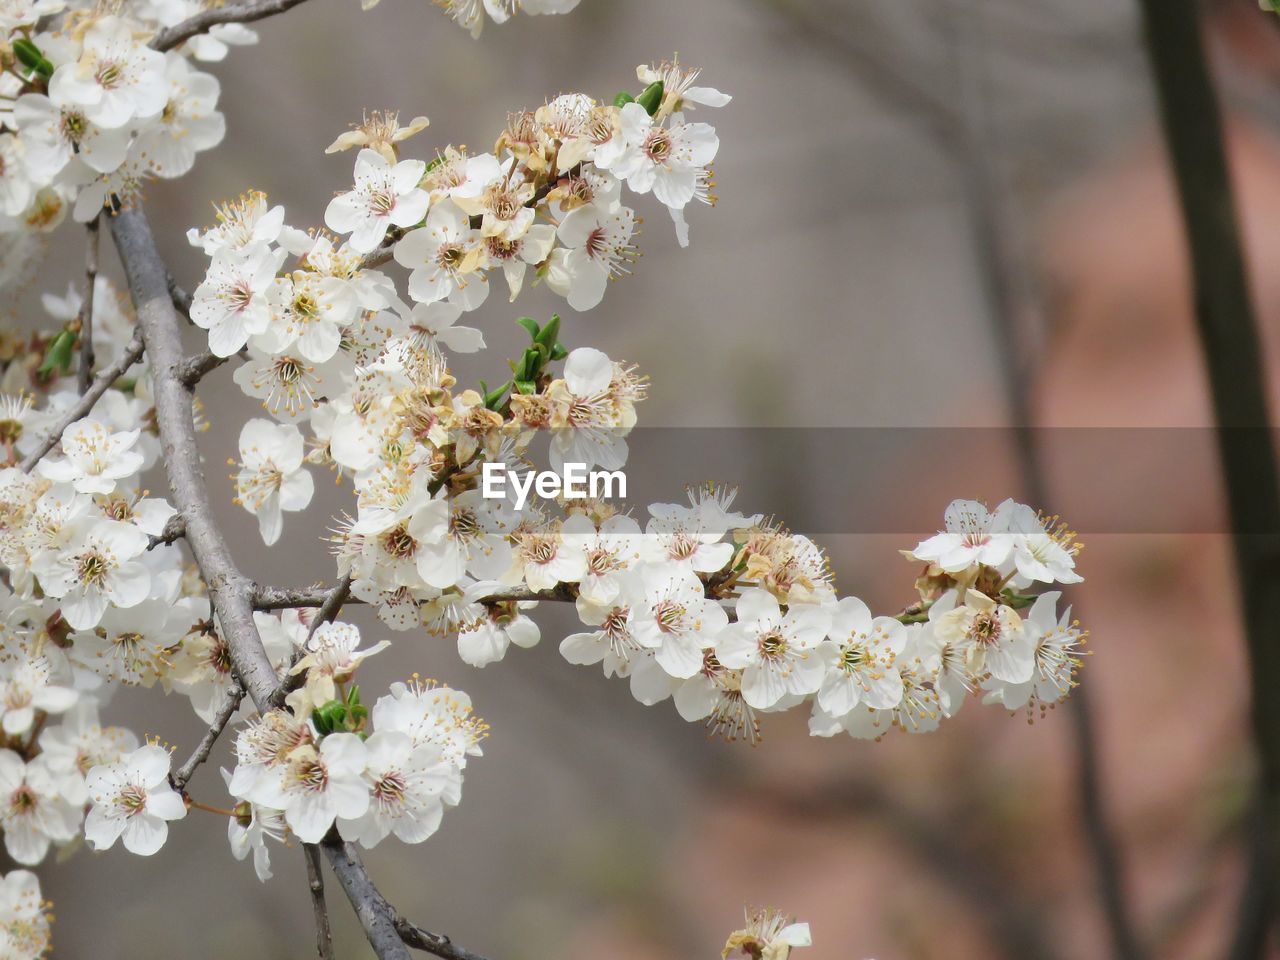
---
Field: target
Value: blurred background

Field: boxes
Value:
[6,0,1280,956]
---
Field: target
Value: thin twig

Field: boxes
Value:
[269,574,355,709]
[150,0,315,52]
[253,582,576,610]
[18,330,145,472]
[77,216,100,395]
[305,844,337,960]
[1138,2,1280,956]
[146,513,187,550]
[174,348,233,386]
[171,680,245,790]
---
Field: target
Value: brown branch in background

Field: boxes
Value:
[757,777,1059,960]
[17,330,145,472]
[755,2,1144,956]
[77,216,100,395]
[941,4,1146,958]
[1137,2,1280,957]
[305,844,337,960]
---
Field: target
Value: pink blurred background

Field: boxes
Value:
[5,0,1280,957]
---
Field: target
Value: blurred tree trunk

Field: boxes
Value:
[1137,1,1280,956]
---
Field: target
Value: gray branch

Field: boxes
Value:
[150,0,315,52]
[18,329,145,472]
[77,216,100,395]
[108,203,493,960]
[110,205,280,709]
[305,844,337,960]
[171,680,245,790]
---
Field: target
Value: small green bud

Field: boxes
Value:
[38,329,75,377]
[12,39,53,79]
[636,81,665,117]
[613,92,636,107]
[534,314,560,349]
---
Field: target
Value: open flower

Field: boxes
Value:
[191,246,285,357]
[32,518,151,630]
[0,751,80,865]
[84,744,186,856]
[337,730,456,848]
[715,590,830,709]
[289,621,389,707]
[252,733,368,843]
[234,419,314,546]
[37,418,144,494]
[722,907,811,960]
[545,202,637,311]
[325,149,430,254]
[48,16,167,130]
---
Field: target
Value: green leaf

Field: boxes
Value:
[312,701,346,736]
[424,155,446,173]
[515,316,541,340]
[514,380,536,395]
[12,38,54,80]
[549,343,568,361]
[534,314,560,349]
[38,329,75,377]
[483,380,511,410]
[636,81,665,117]
[613,92,636,107]
[516,347,542,381]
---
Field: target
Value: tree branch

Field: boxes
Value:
[321,838,413,960]
[174,348,233,387]
[77,216,100,395]
[1138,2,1280,956]
[171,680,245,791]
[147,513,187,550]
[322,837,494,960]
[305,844,337,960]
[18,329,145,472]
[150,0,315,52]
[109,205,280,709]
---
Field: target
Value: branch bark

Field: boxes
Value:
[109,203,493,960]
[77,216,100,395]
[110,205,279,709]
[18,329,145,472]
[1137,2,1280,956]
[171,680,245,791]
[150,0,315,52]
[305,844,337,960]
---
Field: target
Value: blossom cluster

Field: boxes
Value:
[224,674,485,877]
[0,4,234,251]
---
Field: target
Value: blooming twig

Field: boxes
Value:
[17,329,145,472]
[150,0,315,52]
